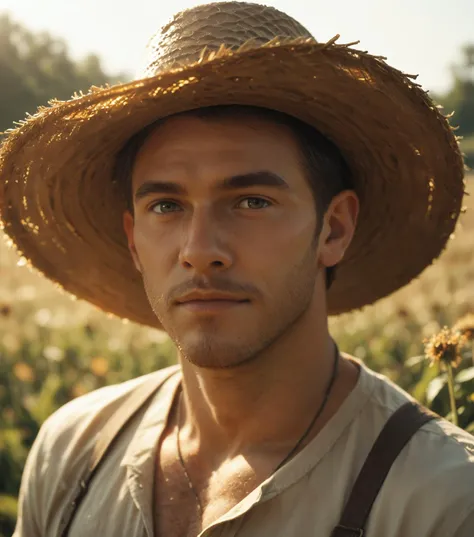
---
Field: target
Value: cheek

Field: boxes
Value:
[241,216,317,277]
[132,220,173,269]
[259,214,316,253]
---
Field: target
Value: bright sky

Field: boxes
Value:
[1,0,473,94]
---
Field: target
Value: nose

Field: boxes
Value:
[179,207,232,273]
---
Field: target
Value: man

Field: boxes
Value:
[1,2,473,537]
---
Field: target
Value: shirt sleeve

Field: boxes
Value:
[12,419,50,537]
[453,506,474,537]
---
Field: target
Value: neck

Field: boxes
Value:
[178,317,356,461]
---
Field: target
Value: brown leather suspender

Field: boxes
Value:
[57,371,437,537]
[331,402,437,537]
[57,366,180,537]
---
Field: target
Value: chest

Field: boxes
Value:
[153,433,264,537]
[63,421,417,537]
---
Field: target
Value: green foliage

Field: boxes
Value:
[435,44,474,148]
[0,495,18,537]
[461,134,474,169]
[0,14,128,134]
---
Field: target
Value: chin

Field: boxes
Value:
[176,335,259,370]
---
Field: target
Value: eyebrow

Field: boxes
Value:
[134,171,289,202]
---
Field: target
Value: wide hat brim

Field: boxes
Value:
[0,38,466,329]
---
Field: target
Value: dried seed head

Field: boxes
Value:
[453,314,474,342]
[424,327,463,368]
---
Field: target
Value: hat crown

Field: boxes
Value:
[141,1,313,77]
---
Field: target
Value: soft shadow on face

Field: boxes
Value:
[124,114,325,369]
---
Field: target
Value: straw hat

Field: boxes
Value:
[0,1,465,329]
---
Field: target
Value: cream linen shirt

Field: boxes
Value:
[13,359,474,537]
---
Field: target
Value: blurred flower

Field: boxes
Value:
[353,345,367,360]
[34,308,51,327]
[17,285,37,301]
[421,320,441,338]
[453,314,474,341]
[424,327,463,368]
[90,356,109,377]
[107,338,122,351]
[71,383,88,398]
[23,395,37,412]
[0,303,11,317]
[13,362,35,382]
[49,310,68,329]
[147,330,169,344]
[2,333,20,353]
[43,345,64,362]
[397,307,410,320]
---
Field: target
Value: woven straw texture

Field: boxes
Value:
[0,1,466,329]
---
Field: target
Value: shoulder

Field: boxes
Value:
[42,365,178,438]
[38,364,181,467]
[14,365,180,536]
[393,416,474,501]
[374,416,474,536]
[361,362,474,472]
[358,362,474,536]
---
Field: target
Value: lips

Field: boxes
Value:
[176,291,248,304]
[176,296,249,314]
[181,298,247,303]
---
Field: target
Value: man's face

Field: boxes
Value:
[124,114,328,369]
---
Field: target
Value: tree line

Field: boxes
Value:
[0,14,124,134]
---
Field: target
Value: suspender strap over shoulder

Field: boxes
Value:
[331,402,438,537]
[57,366,180,537]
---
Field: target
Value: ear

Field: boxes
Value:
[318,190,359,269]
[123,210,142,273]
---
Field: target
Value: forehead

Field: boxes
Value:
[132,114,305,180]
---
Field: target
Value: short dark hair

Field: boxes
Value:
[114,105,353,290]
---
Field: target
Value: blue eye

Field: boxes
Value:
[149,197,271,214]
[151,201,181,214]
[238,197,271,209]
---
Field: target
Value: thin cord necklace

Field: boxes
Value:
[176,343,340,515]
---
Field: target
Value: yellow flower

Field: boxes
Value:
[13,362,35,382]
[90,356,109,377]
[424,327,463,368]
